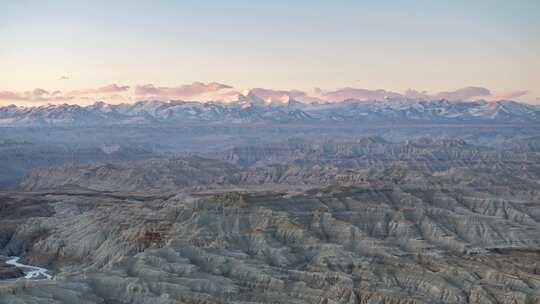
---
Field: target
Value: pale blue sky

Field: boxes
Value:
[1,0,539,104]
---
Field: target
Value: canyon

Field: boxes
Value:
[0,98,539,303]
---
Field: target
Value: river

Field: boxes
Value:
[4,257,52,280]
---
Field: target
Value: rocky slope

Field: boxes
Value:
[3,137,540,303]
[0,185,539,303]
[222,137,540,166]
[21,156,242,193]
[0,139,154,190]
[21,138,540,194]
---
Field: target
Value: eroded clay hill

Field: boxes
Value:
[1,185,539,304]
[20,138,540,194]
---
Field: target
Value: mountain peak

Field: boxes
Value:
[0,98,538,127]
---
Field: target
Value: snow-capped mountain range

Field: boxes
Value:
[1,93,539,127]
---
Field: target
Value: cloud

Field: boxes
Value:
[0,84,130,104]
[80,94,129,102]
[319,88,403,101]
[404,89,431,100]
[248,88,325,103]
[135,82,233,100]
[435,86,491,100]
[486,90,528,101]
[1,83,531,106]
[315,86,528,102]
[404,87,490,101]
[405,87,527,102]
[68,84,130,96]
[0,89,74,103]
[33,88,50,97]
[214,90,242,102]
[0,91,24,100]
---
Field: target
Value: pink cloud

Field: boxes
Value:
[404,89,431,100]
[404,87,527,102]
[0,91,24,100]
[0,89,74,102]
[135,82,233,100]
[214,90,242,102]
[248,88,325,103]
[318,86,528,102]
[435,86,491,100]
[0,84,130,104]
[80,94,130,102]
[1,83,531,105]
[320,88,403,101]
[68,84,130,95]
[486,90,528,101]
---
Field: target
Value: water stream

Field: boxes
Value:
[4,257,52,280]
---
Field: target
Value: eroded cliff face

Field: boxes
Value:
[3,137,540,303]
[1,186,539,304]
[19,138,540,195]
[20,156,243,193]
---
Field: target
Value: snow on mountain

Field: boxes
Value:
[0,97,538,127]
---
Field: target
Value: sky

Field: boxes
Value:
[1,0,539,105]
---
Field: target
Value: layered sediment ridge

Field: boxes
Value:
[1,186,539,303]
